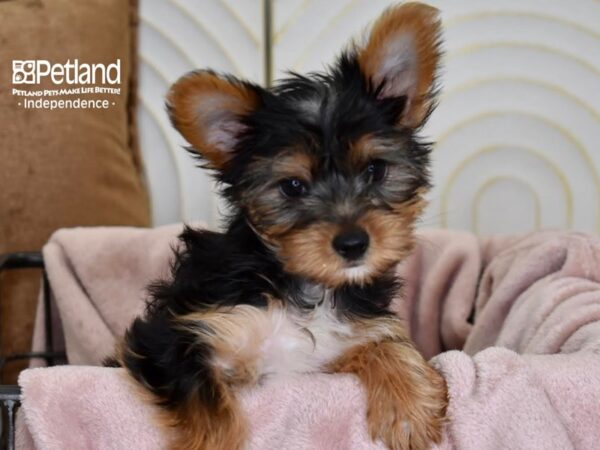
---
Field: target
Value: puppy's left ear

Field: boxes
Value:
[357,2,442,128]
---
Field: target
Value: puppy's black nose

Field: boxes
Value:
[333,228,369,260]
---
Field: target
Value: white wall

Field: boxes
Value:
[137,0,263,227]
[138,0,600,234]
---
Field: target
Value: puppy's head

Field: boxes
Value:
[167,2,442,287]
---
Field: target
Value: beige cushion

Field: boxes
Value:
[0,0,150,382]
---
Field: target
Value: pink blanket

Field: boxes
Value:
[16,226,600,449]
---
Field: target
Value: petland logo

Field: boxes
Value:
[12,59,122,110]
[13,59,121,85]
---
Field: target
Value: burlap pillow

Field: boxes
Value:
[0,0,150,382]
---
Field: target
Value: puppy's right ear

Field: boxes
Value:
[166,71,260,170]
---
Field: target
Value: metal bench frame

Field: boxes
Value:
[0,252,66,449]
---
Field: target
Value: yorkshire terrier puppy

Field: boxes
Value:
[110,3,447,449]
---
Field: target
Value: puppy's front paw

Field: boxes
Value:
[366,364,447,450]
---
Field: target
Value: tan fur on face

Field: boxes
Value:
[348,134,387,168]
[241,150,317,244]
[357,196,423,270]
[276,194,426,287]
[358,2,442,128]
[277,221,346,287]
[167,71,258,169]
[332,317,447,450]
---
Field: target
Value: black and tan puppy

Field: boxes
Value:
[110,3,447,449]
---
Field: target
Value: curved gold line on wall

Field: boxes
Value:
[440,145,574,229]
[438,75,600,230]
[447,42,600,78]
[292,0,362,71]
[273,0,311,43]
[441,76,600,126]
[221,0,261,44]
[139,18,197,71]
[138,54,195,221]
[164,0,246,74]
[138,54,172,86]
[435,110,599,185]
[445,10,600,42]
[138,92,187,221]
[471,175,542,233]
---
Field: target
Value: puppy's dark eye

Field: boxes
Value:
[279,178,308,198]
[365,159,387,183]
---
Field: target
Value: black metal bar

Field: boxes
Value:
[1,386,21,450]
[42,271,54,366]
[0,251,59,370]
[0,253,50,449]
[0,252,44,271]
[6,399,16,449]
[0,385,21,401]
[1,352,66,364]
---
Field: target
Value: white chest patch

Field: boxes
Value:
[258,294,355,377]
[208,285,362,379]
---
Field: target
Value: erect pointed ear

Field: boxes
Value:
[357,2,442,128]
[166,70,260,169]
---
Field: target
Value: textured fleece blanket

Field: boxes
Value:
[16,226,600,449]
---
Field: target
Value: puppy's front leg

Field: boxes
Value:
[331,320,447,450]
